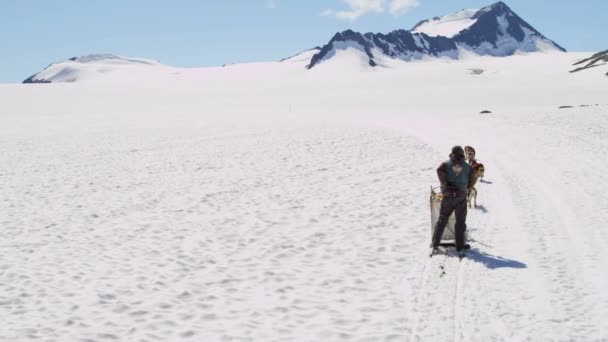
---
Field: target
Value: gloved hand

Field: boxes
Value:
[442,183,458,196]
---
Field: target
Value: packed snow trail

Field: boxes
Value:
[486,107,608,339]
[382,104,608,341]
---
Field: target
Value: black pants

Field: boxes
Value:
[432,195,467,250]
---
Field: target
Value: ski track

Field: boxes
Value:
[488,107,608,340]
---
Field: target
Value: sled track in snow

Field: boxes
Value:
[405,158,512,341]
[453,176,511,341]
[406,255,433,341]
[453,258,466,342]
[496,158,608,339]
[402,140,487,342]
[385,105,608,340]
[483,107,608,339]
[406,237,470,341]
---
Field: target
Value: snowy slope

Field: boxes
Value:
[23,54,163,83]
[1,52,608,341]
[412,9,479,38]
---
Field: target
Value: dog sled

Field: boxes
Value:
[430,186,468,246]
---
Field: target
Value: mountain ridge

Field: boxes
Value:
[307,1,565,69]
[570,50,608,76]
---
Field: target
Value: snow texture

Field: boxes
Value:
[2,51,608,341]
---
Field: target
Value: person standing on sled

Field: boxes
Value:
[431,146,477,256]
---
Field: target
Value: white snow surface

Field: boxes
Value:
[2,52,608,341]
[412,9,479,38]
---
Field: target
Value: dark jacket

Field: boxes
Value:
[437,155,477,196]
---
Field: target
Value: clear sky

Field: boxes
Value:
[1,0,606,83]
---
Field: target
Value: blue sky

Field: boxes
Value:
[1,0,606,83]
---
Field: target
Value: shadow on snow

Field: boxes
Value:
[466,249,527,270]
[473,204,489,213]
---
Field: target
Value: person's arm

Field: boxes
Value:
[437,162,447,190]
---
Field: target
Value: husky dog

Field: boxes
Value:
[467,187,477,208]
[471,161,485,181]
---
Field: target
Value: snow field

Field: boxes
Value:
[1,123,443,341]
[1,51,607,341]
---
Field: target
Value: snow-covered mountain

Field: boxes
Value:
[24,50,327,83]
[23,54,160,83]
[570,49,608,75]
[22,2,568,82]
[308,1,565,69]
